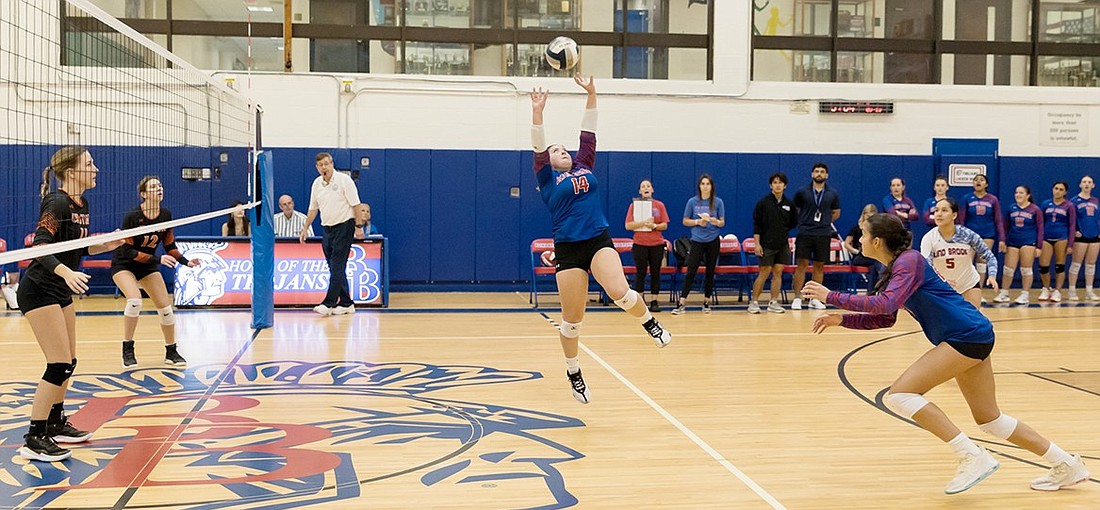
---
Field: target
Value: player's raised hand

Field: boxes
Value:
[573,73,595,94]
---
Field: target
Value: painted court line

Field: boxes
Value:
[579,341,787,510]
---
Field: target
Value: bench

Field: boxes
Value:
[529,237,677,307]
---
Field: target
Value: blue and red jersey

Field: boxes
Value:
[921,196,947,226]
[535,130,608,243]
[883,194,918,230]
[958,192,1005,241]
[1071,194,1100,238]
[1006,202,1043,247]
[1040,199,1076,246]
[827,250,994,346]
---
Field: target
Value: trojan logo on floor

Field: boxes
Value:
[0,361,585,509]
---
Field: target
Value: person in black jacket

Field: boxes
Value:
[749,172,797,313]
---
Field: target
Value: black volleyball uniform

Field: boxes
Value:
[17,191,91,313]
[112,208,189,280]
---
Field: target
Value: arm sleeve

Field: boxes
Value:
[531,124,547,153]
[31,196,65,272]
[906,199,918,221]
[993,197,1005,242]
[162,226,188,265]
[580,108,597,134]
[1034,205,1044,246]
[1067,203,1076,249]
[967,228,998,278]
[827,251,923,316]
[575,130,597,170]
[957,198,967,226]
[882,197,895,215]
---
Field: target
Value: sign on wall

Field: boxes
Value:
[1040,107,1088,147]
[174,239,385,307]
[948,163,986,186]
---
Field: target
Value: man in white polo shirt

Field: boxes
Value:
[299,152,366,316]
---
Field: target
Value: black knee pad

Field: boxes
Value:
[42,362,73,386]
[1055,264,1066,274]
[1039,265,1050,272]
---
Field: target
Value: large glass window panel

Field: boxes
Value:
[943,54,1029,85]
[608,0,706,34]
[1038,56,1100,86]
[753,49,831,81]
[836,51,882,82]
[172,35,284,71]
[405,0,472,28]
[1040,0,1100,43]
[511,43,615,78]
[885,0,933,39]
[88,0,168,19]
[508,0,581,29]
[754,0,824,36]
[883,52,932,82]
[837,0,878,38]
[173,0,285,22]
[667,47,707,79]
[470,0,505,28]
[404,42,472,75]
[944,0,1031,41]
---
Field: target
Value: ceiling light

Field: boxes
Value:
[246,5,274,12]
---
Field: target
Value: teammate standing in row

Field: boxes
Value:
[530,74,671,404]
[112,176,200,368]
[1068,175,1100,300]
[883,177,918,231]
[959,174,1004,292]
[1037,182,1076,302]
[18,147,123,461]
[804,214,1089,495]
[922,175,950,227]
[994,186,1043,305]
[920,197,998,308]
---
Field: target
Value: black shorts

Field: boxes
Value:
[1076,235,1100,244]
[554,230,614,273]
[1043,238,1068,245]
[1005,239,1035,249]
[111,261,161,281]
[795,234,832,263]
[944,340,994,361]
[758,245,790,267]
[16,275,73,314]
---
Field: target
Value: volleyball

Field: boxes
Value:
[545,36,579,71]
[540,250,556,267]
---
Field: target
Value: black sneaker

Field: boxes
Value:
[165,345,187,366]
[648,300,660,313]
[19,433,72,461]
[567,369,591,404]
[702,300,712,314]
[49,417,92,443]
[643,318,672,348]
[122,341,137,368]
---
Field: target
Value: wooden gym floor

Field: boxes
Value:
[0,292,1095,509]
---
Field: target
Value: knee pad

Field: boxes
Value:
[884,392,929,420]
[1086,264,1097,277]
[1069,261,1082,273]
[42,362,73,386]
[1003,266,1016,277]
[1020,267,1033,277]
[1055,264,1065,274]
[559,320,582,339]
[976,262,987,275]
[613,289,639,311]
[157,306,175,326]
[123,298,142,318]
[1039,265,1050,274]
[978,413,1018,440]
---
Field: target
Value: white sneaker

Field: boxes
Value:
[1031,454,1089,491]
[747,301,761,314]
[1068,289,1079,301]
[1050,290,1062,303]
[767,301,785,313]
[993,290,1010,303]
[1038,288,1051,301]
[671,304,686,315]
[945,447,999,495]
[567,369,591,404]
[1014,291,1030,305]
[332,304,355,315]
[1088,289,1100,301]
[791,298,803,310]
[313,304,333,316]
[809,298,826,310]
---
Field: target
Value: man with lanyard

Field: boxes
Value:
[791,162,841,310]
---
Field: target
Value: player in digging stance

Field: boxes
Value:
[530,73,671,404]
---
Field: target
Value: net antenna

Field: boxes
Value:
[0,0,262,268]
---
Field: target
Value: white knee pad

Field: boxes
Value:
[157,306,175,326]
[884,392,930,419]
[559,320,582,339]
[613,289,639,311]
[1020,267,1033,277]
[976,262,987,275]
[1003,266,1016,278]
[123,298,142,318]
[1069,261,1082,274]
[1086,264,1097,278]
[978,413,1018,440]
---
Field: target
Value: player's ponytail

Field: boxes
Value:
[42,146,88,198]
[868,214,913,295]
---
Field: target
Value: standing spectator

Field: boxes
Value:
[883,177,919,231]
[300,152,366,316]
[1038,182,1076,302]
[791,162,841,310]
[959,174,1004,291]
[625,180,669,313]
[922,175,950,227]
[844,204,882,292]
[273,194,314,238]
[221,200,251,237]
[529,75,671,404]
[994,186,1043,305]
[672,174,725,315]
[1068,175,1100,300]
[748,172,796,314]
